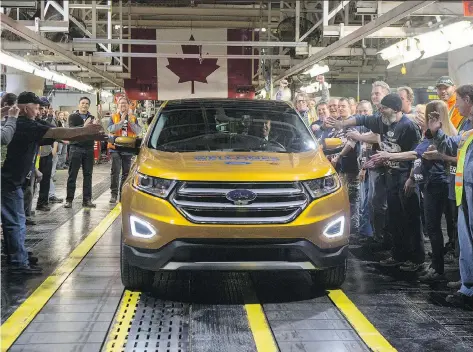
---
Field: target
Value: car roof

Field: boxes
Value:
[163,98,296,113]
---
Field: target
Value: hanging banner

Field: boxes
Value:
[464,1,473,16]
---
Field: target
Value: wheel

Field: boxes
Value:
[120,241,154,290]
[311,259,347,289]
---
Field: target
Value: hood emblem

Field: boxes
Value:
[226,189,257,206]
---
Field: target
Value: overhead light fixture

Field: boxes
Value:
[302,64,330,77]
[0,50,94,93]
[34,68,55,80]
[261,28,267,32]
[379,20,473,69]
[0,51,35,73]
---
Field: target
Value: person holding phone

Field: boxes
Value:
[64,96,99,209]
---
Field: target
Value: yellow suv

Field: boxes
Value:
[117,99,349,290]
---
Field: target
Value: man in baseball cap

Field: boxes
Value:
[436,76,464,129]
[326,93,423,271]
[1,91,106,274]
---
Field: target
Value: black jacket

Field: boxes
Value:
[68,110,95,148]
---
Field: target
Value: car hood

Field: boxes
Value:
[136,148,335,182]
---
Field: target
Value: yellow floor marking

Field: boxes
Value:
[245,304,279,352]
[0,204,122,352]
[328,289,397,352]
[104,290,141,352]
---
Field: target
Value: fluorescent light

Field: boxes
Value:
[0,51,35,73]
[0,50,94,93]
[34,68,54,80]
[303,64,329,77]
[379,21,473,68]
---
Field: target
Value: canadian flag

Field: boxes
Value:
[124,29,254,100]
[157,29,228,100]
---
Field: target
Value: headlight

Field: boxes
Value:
[132,173,176,198]
[130,215,157,238]
[323,216,345,238]
[303,175,340,199]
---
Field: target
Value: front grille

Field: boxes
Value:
[170,182,309,224]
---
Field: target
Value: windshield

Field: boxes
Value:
[148,103,317,153]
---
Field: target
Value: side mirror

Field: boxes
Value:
[323,138,343,155]
[114,136,142,154]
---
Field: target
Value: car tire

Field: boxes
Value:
[120,241,154,290]
[311,259,347,289]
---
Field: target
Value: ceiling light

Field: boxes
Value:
[302,64,330,77]
[0,50,94,93]
[261,28,267,32]
[379,20,473,69]
[0,51,35,73]
[34,68,54,80]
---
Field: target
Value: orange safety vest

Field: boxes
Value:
[107,113,138,150]
[448,94,465,130]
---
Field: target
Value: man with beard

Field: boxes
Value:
[327,93,423,270]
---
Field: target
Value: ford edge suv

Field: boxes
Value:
[116,99,349,290]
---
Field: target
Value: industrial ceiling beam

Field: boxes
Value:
[1,40,97,52]
[0,13,123,88]
[86,20,269,29]
[299,0,350,42]
[94,52,292,60]
[74,38,307,48]
[357,1,464,16]
[276,0,435,82]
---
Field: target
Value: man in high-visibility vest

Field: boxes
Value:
[435,76,465,129]
[107,96,142,203]
[429,84,473,309]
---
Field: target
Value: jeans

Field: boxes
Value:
[57,143,67,169]
[424,182,448,274]
[443,195,456,247]
[359,172,373,237]
[458,182,473,296]
[66,146,94,203]
[368,168,389,245]
[1,187,28,266]
[341,172,360,235]
[386,170,424,264]
[49,152,58,198]
[22,169,36,217]
[419,183,426,236]
[110,152,133,197]
[38,153,53,206]
[448,199,460,257]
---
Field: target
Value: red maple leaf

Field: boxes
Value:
[166,35,220,95]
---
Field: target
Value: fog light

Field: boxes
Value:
[323,216,345,238]
[130,215,156,238]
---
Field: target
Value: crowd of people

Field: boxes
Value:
[1,79,472,312]
[1,92,142,275]
[293,77,473,310]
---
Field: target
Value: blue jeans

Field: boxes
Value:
[1,187,28,266]
[458,182,473,296]
[368,168,389,245]
[359,172,373,237]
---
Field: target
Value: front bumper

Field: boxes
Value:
[123,239,348,271]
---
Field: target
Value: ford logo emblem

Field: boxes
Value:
[226,189,257,205]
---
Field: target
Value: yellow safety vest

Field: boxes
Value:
[455,130,473,206]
